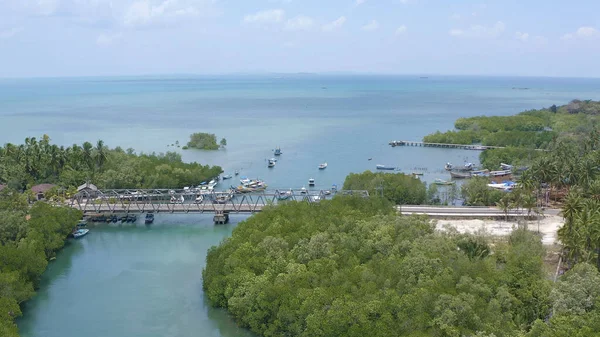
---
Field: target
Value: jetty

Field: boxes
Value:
[389,140,504,150]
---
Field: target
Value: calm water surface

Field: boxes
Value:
[6,75,600,336]
[18,215,255,337]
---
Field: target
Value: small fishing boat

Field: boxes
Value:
[72,228,90,239]
[376,164,396,170]
[208,180,218,189]
[488,181,516,191]
[194,195,204,204]
[471,169,490,177]
[145,213,154,224]
[274,147,282,156]
[489,169,512,177]
[318,162,328,170]
[450,171,471,179]
[222,174,232,180]
[331,184,338,192]
[324,190,331,195]
[368,158,372,161]
[434,179,455,186]
[234,170,239,176]
[268,159,275,168]
[445,162,474,172]
[300,186,307,194]
[308,178,315,186]
[212,193,233,204]
[277,190,293,200]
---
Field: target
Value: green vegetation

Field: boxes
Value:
[0,135,222,190]
[185,132,226,150]
[203,196,562,336]
[423,100,600,169]
[461,177,504,206]
[342,171,426,205]
[0,188,82,336]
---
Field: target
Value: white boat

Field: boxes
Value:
[311,195,321,202]
[222,174,232,180]
[277,190,293,200]
[72,228,89,239]
[500,163,513,170]
[488,182,516,191]
[194,195,204,204]
[318,162,328,169]
[208,180,218,189]
[268,159,275,168]
[300,186,307,194]
[490,169,512,177]
[308,178,315,186]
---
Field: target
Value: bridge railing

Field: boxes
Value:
[70,189,369,214]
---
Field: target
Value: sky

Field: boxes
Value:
[0,0,599,78]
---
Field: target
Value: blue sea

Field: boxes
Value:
[1,74,600,189]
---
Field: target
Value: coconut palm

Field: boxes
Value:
[94,140,108,170]
[496,196,512,221]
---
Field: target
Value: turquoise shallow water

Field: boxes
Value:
[6,75,600,336]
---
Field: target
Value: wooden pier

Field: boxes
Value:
[389,140,504,150]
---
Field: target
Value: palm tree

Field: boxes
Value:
[94,140,108,170]
[82,142,94,171]
[522,193,536,220]
[496,197,512,221]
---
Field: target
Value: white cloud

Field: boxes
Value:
[243,9,285,24]
[449,21,505,38]
[515,31,529,42]
[96,32,123,46]
[322,16,346,32]
[562,26,599,40]
[285,15,314,31]
[361,20,379,32]
[0,27,23,40]
[124,0,204,27]
[355,0,366,6]
[395,25,407,35]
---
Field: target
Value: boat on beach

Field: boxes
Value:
[488,181,516,191]
[489,169,512,177]
[318,162,328,169]
[376,164,396,170]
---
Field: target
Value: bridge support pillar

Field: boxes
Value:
[213,211,229,225]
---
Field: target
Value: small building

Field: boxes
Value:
[31,184,56,201]
[77,182,99,197]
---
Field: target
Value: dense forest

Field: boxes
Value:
[343,171,426,205]
[423,99,600,169]
[0,188,82,336]
[0,135,223,191]
[183,132,226,150]
[203,196,600,336]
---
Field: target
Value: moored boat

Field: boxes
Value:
[235,179,268,193]
[489,169,512,177]
[72,228,89,239]
[450,171,471,179]
[376,164,396,170]
[222,174,232,180]
[194,195,204,204]
[145,213,154,224]
[308,178,315,186]
[318,162,328,169]
[267,159,275,168]
[212,193,233,204]
[445,162,474,172]
[277,190,293,200]
[274,147,282,156]
[434,179,455,186]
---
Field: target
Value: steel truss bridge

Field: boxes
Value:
[69,189,370,214]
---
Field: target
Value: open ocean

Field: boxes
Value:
[10,74,600,337]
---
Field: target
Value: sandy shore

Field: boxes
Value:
[435,215,564,245]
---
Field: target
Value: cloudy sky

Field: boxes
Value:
[0,0,599,78]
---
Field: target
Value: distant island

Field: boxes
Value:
[183,133,227,150]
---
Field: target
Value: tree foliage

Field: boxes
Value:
[342,171,426,205]
[203,197,552,337]
[0,135,222,190]
[185,132,220,150]
[0,188,82,336]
